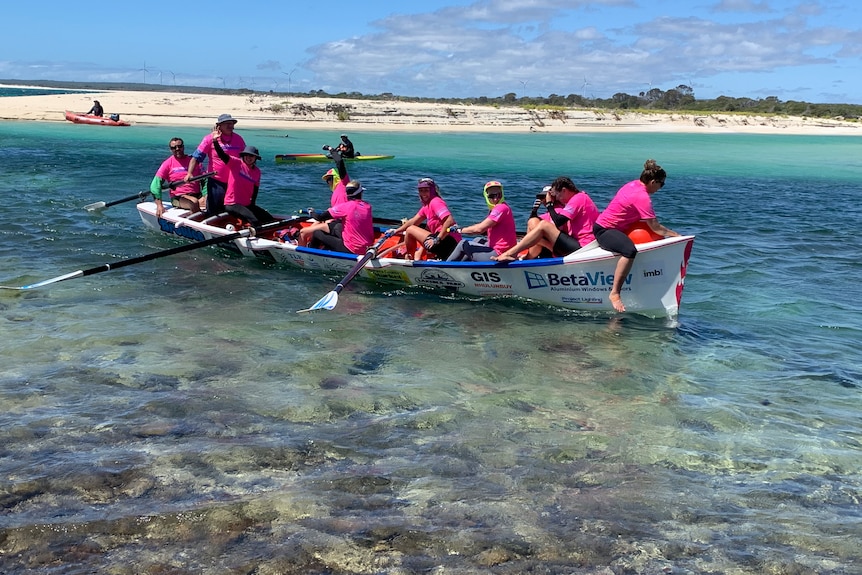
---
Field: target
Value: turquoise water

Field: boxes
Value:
[1,121,860,574]
[0,86,94,97]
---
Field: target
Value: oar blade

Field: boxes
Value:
[297,231,393,313]
[297,290,339,313]
[0,271,85,290]
[83,201,108,212]
[83,190,151,212]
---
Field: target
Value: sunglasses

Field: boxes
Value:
[487,193,502,199]
[170,144,184,150]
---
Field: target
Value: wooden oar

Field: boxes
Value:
[83,171,215,211]
[297,232,393,313]
[0,217,304,291]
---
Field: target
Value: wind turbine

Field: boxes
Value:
[139,61,150,84]
[283,67,296,100]
[581,77,590,99]
[519,80,528,96]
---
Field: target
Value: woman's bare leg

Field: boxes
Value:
[609,256,634,312]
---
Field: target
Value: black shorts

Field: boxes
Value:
[427,234,459,260]
[593,224,638,259]
[205,179,228,216]
[551,232,582,257]
[310,221,352,253]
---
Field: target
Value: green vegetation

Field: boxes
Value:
[4,79,859,120]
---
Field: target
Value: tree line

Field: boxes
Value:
[317,84,861,120]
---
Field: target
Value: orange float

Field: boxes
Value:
[627,221,664,244]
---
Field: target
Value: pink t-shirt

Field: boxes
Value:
[486,202,517,254]
[155,155,203,198]
[329,200,374,254]
[223,157,261,206]
[596,180,656,231]
[419,196,462,242]
[559,192,599,246]
[193,132,246,183]
[330,176,350,208]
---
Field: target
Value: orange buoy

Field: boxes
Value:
[627,221,663,244]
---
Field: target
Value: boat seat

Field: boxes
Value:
[182,211,208,222]
[202,212,231,226]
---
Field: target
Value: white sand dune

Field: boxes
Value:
[2,87,860,135]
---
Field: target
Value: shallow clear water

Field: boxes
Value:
[0,121,860,574]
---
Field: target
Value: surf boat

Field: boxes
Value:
[274,153,394,164]
[64,111,130,126]
[136,202,694,319]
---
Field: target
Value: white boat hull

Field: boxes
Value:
[137,202,695,319]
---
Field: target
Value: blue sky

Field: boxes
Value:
[2,0,861,104]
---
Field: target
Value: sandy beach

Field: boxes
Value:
[2,86,860,135]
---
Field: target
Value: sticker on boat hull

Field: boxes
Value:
[367,269,411,284]
[416,269,465,290]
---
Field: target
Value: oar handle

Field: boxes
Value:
[107,190,152,207]
[338,232,392,285]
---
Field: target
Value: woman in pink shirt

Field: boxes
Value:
[494,176,598,262]
[390,178,462,260]
[447,181,517,261]
[299,181,373,254]
[212,134,274,228]
[593,159,680,312]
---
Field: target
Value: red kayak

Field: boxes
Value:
[64,110,130,126]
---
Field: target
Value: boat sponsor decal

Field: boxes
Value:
[158,218,205,242]
[469,271,512,290]
[417,269,465,290]
[253,250,276,263]
[524,270,633,291]
[524,272,548,289]
[638,259,669,281]
[676,239,695,305]
[286,253,308,267]
[367,268,412,285]
[561,296,604,305]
